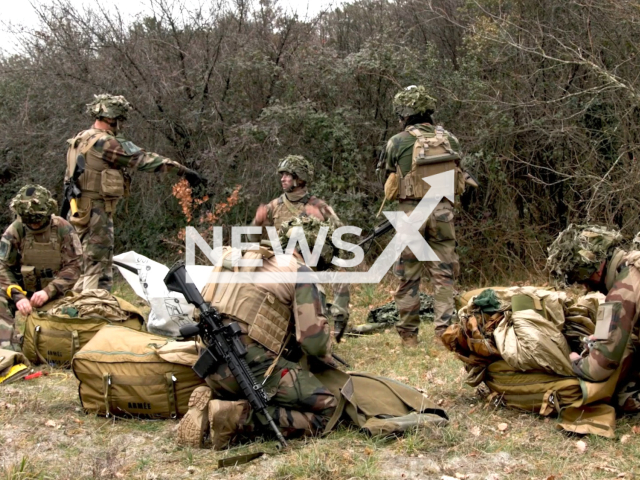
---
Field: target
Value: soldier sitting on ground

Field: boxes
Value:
[0,185,82,351]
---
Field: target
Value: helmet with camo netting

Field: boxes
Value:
[10,185,57,225]
[278,215,337,271]
[86,94,131,120]
[277,155,313,183]
[546,224,624,284]
[393,85,437,118]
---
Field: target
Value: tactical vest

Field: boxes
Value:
[398,125,462,200]
[271,193,310,232]
[20,219,62,292]
[66,128,126,202]
[202,248,292,353]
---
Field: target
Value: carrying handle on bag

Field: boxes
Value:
[33,325,48,365]
[165,373,178,419]
[103,373,112,418]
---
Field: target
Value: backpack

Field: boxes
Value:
[22,290,144,366]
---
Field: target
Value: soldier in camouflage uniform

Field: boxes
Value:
[178,218,337,449]
[547,224,640,412]
[252,155,351,342]
[66,94,205,292]
[379,86,462,347]
[0,185,82,350]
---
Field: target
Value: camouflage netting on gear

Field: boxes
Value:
[9,185,57,221]
[393,85,437,118]
[546,224,624,281]
[86,93,131,120]
[278,215,336,270]
[350,293,434,335]
[277,155,313,182]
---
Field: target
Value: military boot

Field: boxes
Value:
[398,330,419,348]
[177,386,212,448]
[209,399,249,450]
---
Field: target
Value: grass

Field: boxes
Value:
[2,277,640,479]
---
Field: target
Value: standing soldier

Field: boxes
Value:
[379,86,468,347]
[65,94,205,292]
[252,155,351,342]
[0,185,82,350]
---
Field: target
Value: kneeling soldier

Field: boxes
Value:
[178,217,338,449]
[0,185,82,350]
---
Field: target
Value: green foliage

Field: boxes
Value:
[2,0,640,281]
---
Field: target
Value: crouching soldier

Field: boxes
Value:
[546,224,640,411]
[178,217,338,449]
[0,185,82,350]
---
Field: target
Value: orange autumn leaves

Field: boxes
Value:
[172,178,242,242]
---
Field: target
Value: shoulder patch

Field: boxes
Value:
[119,139,142,156]
[0,238,11,261]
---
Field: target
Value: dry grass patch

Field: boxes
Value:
[3,278,640,479]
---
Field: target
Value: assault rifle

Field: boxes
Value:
[163,263,288,449]
[60,155,86,219]
[357,218,394,252]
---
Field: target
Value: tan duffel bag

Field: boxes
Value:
[72,325,205,419]
[22,290,144,366]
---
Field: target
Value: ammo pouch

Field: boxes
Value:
[101,169,125,198]
[20,266,38,292]
[22,298,144,366]
[72,325,205,418]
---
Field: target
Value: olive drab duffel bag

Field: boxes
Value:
[72,325,205,419]
[22,290,145,366]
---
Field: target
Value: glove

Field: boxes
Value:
[183,168,207,190]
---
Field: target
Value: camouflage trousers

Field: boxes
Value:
[393,199,459,337]
[205,343,337,440]
[73,199,114,292]
[0,291,21,351]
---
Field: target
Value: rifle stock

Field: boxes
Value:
[164,263,288,449]
[60,156,85,219]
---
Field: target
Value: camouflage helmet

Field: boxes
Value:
[9,185,57,224]
[278,215,337,271]
[546,224,624,284]
[393,85,437,118]
[86,94,131,120]
[277,155,313,183]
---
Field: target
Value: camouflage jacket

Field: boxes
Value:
[572,249,640,381]
[259,188,342,233]
[379,123,461,176]
[0,216,82,302]
[72,127,187,175]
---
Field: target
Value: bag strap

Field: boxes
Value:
[165,373,178,418]
[103,373,112,418]
[32,325,48,365]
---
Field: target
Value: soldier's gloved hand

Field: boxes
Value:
[183,169,207,190]
[16,298,32,316]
